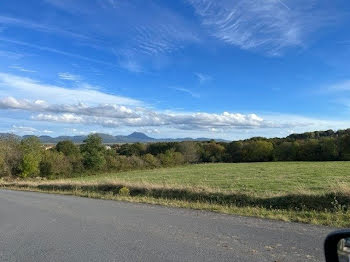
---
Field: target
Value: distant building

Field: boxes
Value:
[43,145,55,150]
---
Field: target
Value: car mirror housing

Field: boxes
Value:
[325,230,350,262]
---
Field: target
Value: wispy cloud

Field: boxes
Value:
[0,38,117,68]
[169,87,200,98]
[58,72,81,81]
[0,50,25,60]
[0,15,90,40]
[188,0,333,55]
[195,73,212,84]
[44,1,198,56]
[9,65,36,73]
[10,125,37,134]
[118,58,144,73]
[9,125,53,135]
[328,80,350,91]
[0,73,141,106]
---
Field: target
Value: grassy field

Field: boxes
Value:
[2,161,350,227]
[70,162,350,196]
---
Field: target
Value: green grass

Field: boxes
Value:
[69,162,350,196]
[3,161,350,227]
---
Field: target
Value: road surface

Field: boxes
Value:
[0,189,335,261]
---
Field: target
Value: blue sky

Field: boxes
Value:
[0,0,350,140]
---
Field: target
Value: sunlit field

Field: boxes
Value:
[69,161,350,196]
[3,161,350,227]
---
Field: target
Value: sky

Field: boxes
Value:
[0,0,350,140]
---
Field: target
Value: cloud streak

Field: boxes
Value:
[0,73,141,106]
[0,38,117,68]
[188,0,329,55]
[9,65,36,73]
[195,73,212,84]
[169,87,200,98]
[58,72,81,81]
[0,15,90,40]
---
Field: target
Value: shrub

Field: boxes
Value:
[0,136,22,177]
[142,153,160,168]
[176,141,199,163]
[56,140,84,173]
[118,143,146,156]
[146,142,177,155]
[158,149,185,167]
[19,136,43,177]
[241,140,274,162]
[199,142,225,162]
[40,150,72,178]
[81,134,106,170]
[118,186,130,196]
[56,140,80,156]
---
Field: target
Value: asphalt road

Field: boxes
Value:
[0,189,335,262]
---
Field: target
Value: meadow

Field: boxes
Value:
[69,161,350,196]
[3,161,350,227]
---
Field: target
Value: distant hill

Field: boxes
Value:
[3,128,348,144]
[0,132,227,144]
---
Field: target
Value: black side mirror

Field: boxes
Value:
[325,230,350,262]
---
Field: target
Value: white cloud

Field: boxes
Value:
[195,73,212,84]
[0,97,139,119]
[2,95,350,138]
[169,87,199,98]
[0,73,141,106]
[118,58,144,73]
[43,0,199,56]
[188,0,331,55]
[0,15,90,40]
[9,65,36,73]
[140,128,160,134]
[1,74,349,136]
[0,38,116,68]
[30,111,272,130]
[0,96,281,130]
[10,125,37,134]
[0,50,25,60]
[329,80,350,91]
[58,72,81,81]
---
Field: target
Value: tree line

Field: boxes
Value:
[1,128,350,179]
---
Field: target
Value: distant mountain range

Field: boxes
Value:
[0,132,229,144]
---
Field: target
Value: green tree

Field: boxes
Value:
[176,141,199,163]
[319,138,338,161]
[40,150,72,178]
[339,134,350,160]
[80,134,106,170]
[118,143,146,156]
[19,136,42,177]
[142,153,160,168]
[199,142,226,162]
[56,140,80,156]
[274,142,298,161]
[56,140,83,172]
[0,135,22,177]
[242,140,274,162]
[146,142,176,155]
[297,139,321,161]
[158,149,184,167]
[225,141,244,162]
